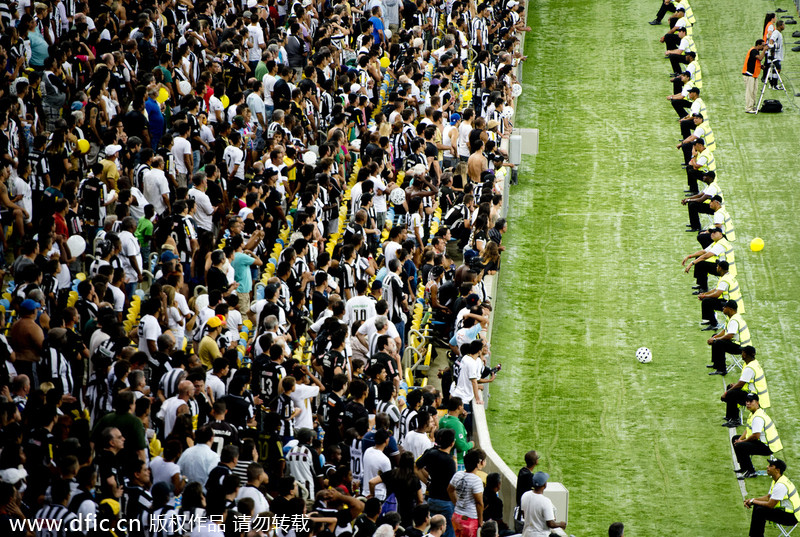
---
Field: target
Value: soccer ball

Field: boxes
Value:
[389,188,407,206]
[636,347,652,363]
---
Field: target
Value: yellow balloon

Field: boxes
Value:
[221,95,230,108]
[463,90,472,101]
[380,56,390,69]
[77,139,90,153]
[750,237,764,252]
[156,87,169,103]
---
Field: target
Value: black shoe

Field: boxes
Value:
[786,19,797,24]
[701,324,718,331]
[649,19,662,25]
[792,31,800,37]
[692,288,707,295]
[709,370,726,376]
[778,8,788,12]
[793,46,800,51]
[723,419,742,428]
[738,470,758,479]
[686,228,701,232]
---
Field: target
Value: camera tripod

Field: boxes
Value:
[756,58,789,114]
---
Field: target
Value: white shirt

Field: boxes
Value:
[247,23,266,62]
[361,446,391,499]
[345,295,377,327]
[223,145,246,180]
[401,429,433,460]
[520,490,557,537]
[372,175,388,212]
[770,28,784,61]
[206,372,227,401]
[138,314,161,360]
[128,187,148,220]
[384,240,401,265]
[119,230,143,282]
[188,187,214,231]
[143,168,170,214]
[208,95,224,123]
[12,177,32,224]
[357,316,400,349]
[289,383,320,430]
[451,355,481,403]
[236,484,270,515]
[150,456,182,489]
[172,136,192,174]
[262,73,277,106]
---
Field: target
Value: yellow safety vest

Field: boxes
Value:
[702,179,722,205]
[716,205,735,241]
[698,121,715,152]
[692,97,707,120]
[717,236,735,276]
[728,312,751,347]
[689,60,702,88]
[741,359,769,408]
[745,407,782,453]
[698,147,716,173]
[719,271,744,313]
[770,475,800,515]
[680,0,696,24]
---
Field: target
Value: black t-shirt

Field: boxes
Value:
[341,400,369,432]
[516,467,533,506]
[207,266,228,294]
[273,78,291,111]
[222,394,252,430]
[416,447,456,501]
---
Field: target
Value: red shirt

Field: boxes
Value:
[54,213,69,238]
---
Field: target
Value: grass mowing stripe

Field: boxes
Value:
[488,0,800,534]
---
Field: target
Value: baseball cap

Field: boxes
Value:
[449,113,462,125]
[745,393,759,402]
[0,468,27,485]
[160,250,179,263]
[242,10,253,18]
[206,316,223,329]
[71,101,84,111]
[532,471,549,488]
[105,144,122,156]
[19,299,41,313]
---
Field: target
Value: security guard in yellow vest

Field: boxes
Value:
[682,172,721,231]
[722,346,769,427]
[679,87,706,139]
[686,138,715,194]
[686,51,701,88]
[699,261,743,328]
[746,459,800,537]
[707,299,750,375]
[697,196,735,247]
[683,226,727,293]
[734,393,782,479]
[677,114,715,157]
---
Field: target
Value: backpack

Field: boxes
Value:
[79,176,104,222]
[761,99,783,113]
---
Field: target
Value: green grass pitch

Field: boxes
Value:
[487,0,800,534]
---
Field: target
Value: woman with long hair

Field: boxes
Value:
[368,451,422,526]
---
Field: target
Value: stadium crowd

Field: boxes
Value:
[0,0,530,534]
[657,2,799,536]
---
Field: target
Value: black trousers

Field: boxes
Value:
[669,53,688,74]
[697,230,713,248]
[723,387,748,420]
[693,260,717,290]
[711,338,741,372]
[680,141,693,164]
[654,0,676,22]
[672,98,691,118]
[680,118,694,139]
[688,200,714,229]
[664,33,681,50]
[702,296,724,325]
[733,436,772,473]
[750,505,797,537]
[686,167,706,193]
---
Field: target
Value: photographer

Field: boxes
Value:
[766,20,785,90]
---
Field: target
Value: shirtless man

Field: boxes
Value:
[0,164,30,241]
[467,138,488,185]
[9,299,45,383]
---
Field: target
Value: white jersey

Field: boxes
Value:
[345,295,377,327]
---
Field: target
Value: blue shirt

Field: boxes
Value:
[28,30,48,67]
[145,98,165,135]
[369,16,384,45]
[233,252,256,293]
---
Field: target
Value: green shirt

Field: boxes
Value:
[135,217,153,248]
[439,414,474,464]
[92,411,147,452]
[254,61,268,83]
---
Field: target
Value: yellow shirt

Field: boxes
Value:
[198,335,222,370]
[100,158,121,191]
